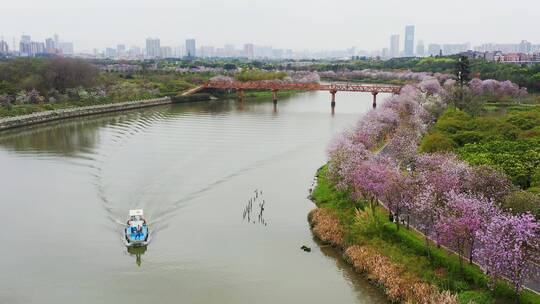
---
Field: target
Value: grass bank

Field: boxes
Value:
[309,165,540,304]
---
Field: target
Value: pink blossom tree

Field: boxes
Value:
[436,191,499,273]
[475,212,539,298]
[382,171,418,230]
[465,165,513,203]
[420,77,443,95]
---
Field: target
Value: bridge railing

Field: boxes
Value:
[202,80,401,94]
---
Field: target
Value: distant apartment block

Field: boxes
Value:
[186,39,196,58]
[146,38,161,58]
[390,34,400,58]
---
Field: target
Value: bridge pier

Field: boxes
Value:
[372,91,378,109]
[330,90,337,114]
[236,89,245,100]
[272,89,278,105]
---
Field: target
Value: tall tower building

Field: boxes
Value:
[0,38,9,54]
[244,43,254,60]
[416,40,425,57]
[390,34,400,58]
[186,39,196,58]
[404,25,415,57]
[146,38,161,58]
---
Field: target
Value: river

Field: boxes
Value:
[0,91,389,304]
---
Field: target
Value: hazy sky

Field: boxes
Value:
[2,0,539,52]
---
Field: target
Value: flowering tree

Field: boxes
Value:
[475,213,539,297]
[385,126,419,167]
[410,183,441,258]
[436,192,499,272]
[413,153,472,249]
[382,171,418,230]
[414,153,471,205]
[420,77,443,95]
[327,131,372,189]
[466,165,513,203]
[351,159,395,210]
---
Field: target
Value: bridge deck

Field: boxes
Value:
[182,81,401,96]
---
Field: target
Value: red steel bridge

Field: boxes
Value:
[182,81,402,110]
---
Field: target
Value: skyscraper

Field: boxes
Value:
[186,39,196,58]
[59,42,74,55]
[117,44,126,57]
[45,38,57,53]
[0,39,9,54]
[390,34,400,58]
[244,43,254,60]
[404,25,415,57]
[416,40,425,57]
[145,38,161,58]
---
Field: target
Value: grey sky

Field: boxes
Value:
[2,0,539,52]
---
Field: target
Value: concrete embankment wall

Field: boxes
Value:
[0,97,172,131]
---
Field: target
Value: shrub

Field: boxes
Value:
[502,190,540,219]
[451,131,484,146]
[308,208,345,248]
[420,132,457,153]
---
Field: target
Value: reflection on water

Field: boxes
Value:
[314,237,389,304]
[242,189,267,226]
[127,245,147,267]
[0,92,390,304]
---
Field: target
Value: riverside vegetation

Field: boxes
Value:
[0,58,312,118]
[310,75,540,304]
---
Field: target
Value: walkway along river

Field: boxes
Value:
[0,91,390,304]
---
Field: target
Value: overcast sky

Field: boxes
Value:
[2,0,538,52]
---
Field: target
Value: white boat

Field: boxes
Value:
[125,209,149,246]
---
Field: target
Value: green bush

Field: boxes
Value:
[420,131,457,152]
[451,131,485,146]
[502,190,540,219]
[458,291,493,304]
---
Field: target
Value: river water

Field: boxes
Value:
[0,91,389,304]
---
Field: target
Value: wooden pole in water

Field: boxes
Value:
[330,90,337,115]
[372,91,378,108]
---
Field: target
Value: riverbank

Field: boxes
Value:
[0,97,172,131]
[0,90,298,131]
[309,166,540,304]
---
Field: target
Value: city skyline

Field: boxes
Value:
[2,0,539,52]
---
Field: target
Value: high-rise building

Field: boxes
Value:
[416,40,425,57]
[0,39,9,54]
[59,42,74,55]
[390,34,400,58]
[427,44,442,56]
[20,35,31,43]
[19,35,32,56]
[117,44,126,57]
[200,46,215,58]
[519,40,532,53]
[404,25,415,57]
[186,39,196,58]
[105,48,117,58]
[160,46,172,58]
[381,47,389,58]
[19,35,46,57]
[442,43,469,55]
[45,38,57,53]
[145,38,161,58]
[244,43,254,60]
[129,46,142,58]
